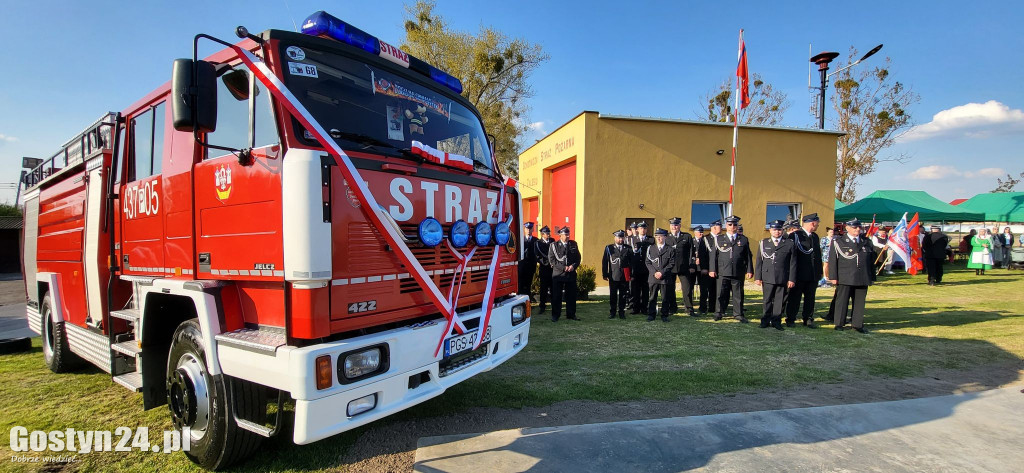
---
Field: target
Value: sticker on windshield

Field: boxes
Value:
[288,62,318,78]
[386,105,405,141]
[285,46,306,61]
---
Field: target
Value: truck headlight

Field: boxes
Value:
[511,304,526,325]
[339,344,389,382]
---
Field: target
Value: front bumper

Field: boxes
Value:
[216,295,531,445]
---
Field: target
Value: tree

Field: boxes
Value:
[832,48,920,203]
[402,0,548,177]
[991,172,1023,193]
[700,73,789,126]
[0,203,20,217]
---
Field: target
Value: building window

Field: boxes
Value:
[766,203,802,228]
[691,202,726,228]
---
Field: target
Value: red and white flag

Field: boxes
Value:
[737,30,750,110]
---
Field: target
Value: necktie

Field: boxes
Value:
[773,239,779,246]
[730,234,735,242]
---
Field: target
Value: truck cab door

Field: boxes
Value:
[120,101,168,276]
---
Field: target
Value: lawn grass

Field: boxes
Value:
[1,265,1021,472]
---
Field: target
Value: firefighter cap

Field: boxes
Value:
[725,215,741,224]
[769,219,786,230]
[636,221,648,228]
[668,217,682,225]
[539,225,550,234]
[558,227,571,235]
[845,218,863,228]
[802,213,820,223]
[524,222,534,229]
[612,230,625,237]
[693,225,704,232]
[629,222,638,229]
[654,228,669,236]
[709,219,722,227]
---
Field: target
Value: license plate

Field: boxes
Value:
[444,328,491,358]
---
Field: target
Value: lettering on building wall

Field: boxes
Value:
[522,135,575,171]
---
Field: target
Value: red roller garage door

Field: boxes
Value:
[549,161,576,234]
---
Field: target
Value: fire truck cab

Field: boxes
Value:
[21,11,530,470]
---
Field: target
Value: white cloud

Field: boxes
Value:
[0,134,17,142]
[908,165,1006,180]
[901,100,1024,141]
[526,121,546,132]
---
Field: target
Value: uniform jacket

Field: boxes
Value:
[827,235,877,286]
[666,232,696,275]
[711,233,753,278]
[520,235,538,265]
[696,233,717,271]
[535,238,552,268]
[921,232,950,260]
[789,229,822,281]
[602,243,633,282]
[628,235,653,274]
[645,243,675,285]
[755,237,797,285]
[548,239,581,280]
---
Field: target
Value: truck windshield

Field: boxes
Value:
[279,44,494,176]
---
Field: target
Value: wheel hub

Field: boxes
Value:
[167,353,210,440]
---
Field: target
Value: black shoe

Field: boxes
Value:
[619,313,626,319]
[734,315,749,323]
[631,310,641,315]
[713,313,723,321]
[759,320,770,328]
[538,307,546,314]
[647,316,656,322]
[609,313,617,319]
[854,327,869,334]
[786,321,796,328]
[569,316,580,321]
[772,319,785,331]
[551,317,558,322]
[803,320,817,328]
[688,309,696,317]
[662,317,670,322]
[834,326,844,331]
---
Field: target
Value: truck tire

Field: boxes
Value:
[41,294,85,373]
[167,319,265,470]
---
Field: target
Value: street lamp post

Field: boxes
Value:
[810,44,883,129]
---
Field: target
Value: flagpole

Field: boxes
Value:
[729,29,742,218]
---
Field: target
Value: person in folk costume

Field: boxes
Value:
[828,219,876,333]
[665,217,697,316]
[786,213,823,328]
[534,226,553,313]
[921,224,950,285]
[646,228,675,322]
[967,227,994,275]
[697,220,722,315]
[628,222,653,314]
[548,227,581,321]
[710,215,753,323]
[518,222,538,302]
[755,220,797,330]
[819,227,835,288]
[602,230,633,319]
[871,228,895,275]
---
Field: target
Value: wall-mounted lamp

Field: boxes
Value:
[715,150,725,155]
[639,203,645,209]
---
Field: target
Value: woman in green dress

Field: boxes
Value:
[968,228,994,275]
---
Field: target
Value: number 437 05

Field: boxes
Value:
[348,301,377,314]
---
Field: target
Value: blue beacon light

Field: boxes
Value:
[300,11,380,55]
[474,222,493,246]
[418,218,444,247]
[450,220,471,248]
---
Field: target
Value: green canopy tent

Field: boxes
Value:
[834,190,985,222]
[955,192,1024,222]
[834,198,847,210]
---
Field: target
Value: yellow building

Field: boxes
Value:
[518,111,841,284]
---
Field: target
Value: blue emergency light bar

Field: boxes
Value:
[300,11,464,94]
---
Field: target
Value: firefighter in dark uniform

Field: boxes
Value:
[922,224,950,285]
[535,226,553,313]
[698,220,721,315]
[665,217,697,316]
[691,225,705,313]
[602,230,633,319]
[710,216,752,323]
[548,227,581,322]
[786,213,822,328]
[646,228,675,322]
[518,222,537,302]
[755,220,797,330]
[828,218,876,332]
[628,222,653,314]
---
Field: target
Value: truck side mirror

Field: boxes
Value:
[171,59,218,133]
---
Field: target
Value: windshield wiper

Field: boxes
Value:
[328,129,421,161]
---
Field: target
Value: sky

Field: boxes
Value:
[2,0,1022,204]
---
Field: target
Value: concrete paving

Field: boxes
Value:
[0,302,34,340]
[414,387,1024,472]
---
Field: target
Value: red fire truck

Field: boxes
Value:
[20,11,530,469]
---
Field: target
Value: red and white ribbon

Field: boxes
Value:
[231,46,508,355]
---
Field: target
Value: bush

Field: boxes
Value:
[576,265,597,298]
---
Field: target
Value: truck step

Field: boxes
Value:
[113,372,143,392]
[110,308,140,323]
[119,275,159,285]
[234,418,275,437]
[111,340,141,357]
[215,327,286,354]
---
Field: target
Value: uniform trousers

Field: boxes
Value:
[518,262,536,301]
[716,277,744,316]
[537,266,553,310]
[630,272,650,313]
[785,280,817,324]
[608,279,629,315]
[762,283,787,323]
[833,285,868,329]
[648,281,672,318]
[698,272,717,313]
[550,275,577,321]
[925,258,944,283]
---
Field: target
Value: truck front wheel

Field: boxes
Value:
[166,319,264,470]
